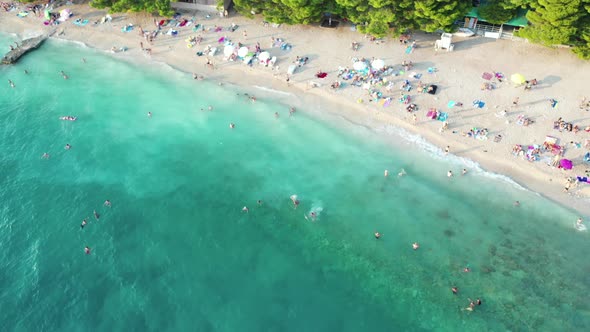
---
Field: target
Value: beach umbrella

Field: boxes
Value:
[371,59,385,70]
[353,61,367,71]
[511,73,526,85]
[258,51,270,61]
[223,45,234,57]
[237,46,249,58]
[447,101,456,108]
[560,159,573,170]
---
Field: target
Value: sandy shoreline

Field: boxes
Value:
[2,3,590,215]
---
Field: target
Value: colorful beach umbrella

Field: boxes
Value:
[511,73,526,85]
[560,159,573,170]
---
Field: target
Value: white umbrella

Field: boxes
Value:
[371,59,385,70]
[353,61,367,71]
[223,45,234,57]
[258,51,270,61]
[237,46,249,58]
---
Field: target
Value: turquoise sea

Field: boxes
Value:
[0,34,588,331]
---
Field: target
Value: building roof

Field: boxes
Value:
[465,7,528,27]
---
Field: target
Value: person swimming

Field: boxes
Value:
[412,242,420,250]
[257,200,263,206]
[374,232,381,239]
[104,200,111,207]
[447,170,453,177]
[274,112,279,118]
[80,219,87,229]
[289,107,296,116]
[147,112,152,118]
[42,153,50,159]
[384,169,389,177]
[93,210,100,220]
[462,168,467,175]
[65,144,71,150]
[8,79,15,88]
[290,195,299,209]
[451,286,458,294]
[242,206,249,213]
[84,246,91,255]
[229,123,235,129]
[309,211,317,220]
[60,71,69,80]
[398,168,406,177]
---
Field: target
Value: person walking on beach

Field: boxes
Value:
[512,97,519,107]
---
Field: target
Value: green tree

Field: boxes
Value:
[90,0,173,16]
[479,1,517,24]
[232,0,330,24]
[414,0,471,32]
[518,0,587,46]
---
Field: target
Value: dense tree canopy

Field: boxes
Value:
[478,0,517,25]
[517,0,590,59]
[90,0,173,16]
[83,0,590,60]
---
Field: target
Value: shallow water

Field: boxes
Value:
[0,35,588,331]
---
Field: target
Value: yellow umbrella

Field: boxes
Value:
[511,73,526,85]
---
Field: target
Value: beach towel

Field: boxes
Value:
[577,176,589,183]
[447,101,456,108]
[427,67,436,74]
[383,98,392,107]
[437,112,448,122]
[73,19,89,26]
[472,100,485,108]
[405,45,413,54]
[17,11,28,17]
[122,25,133,32]
[482,72,493,80]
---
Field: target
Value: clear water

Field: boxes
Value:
[0,35,588,331]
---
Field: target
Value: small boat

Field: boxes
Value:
[454,28,475,38]
[59,116,77,121]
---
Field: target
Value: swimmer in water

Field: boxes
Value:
[82,58,86,63]
[447,170,453,178]
[476,298,482,306]
[42,153,50,159]
[242,206,249,213]
[374,232,381,239]
[80,219,87,229]
[147,112,152,118]
[104,200,111,207]
[93,210,100,220]
[84,246,91,254]
[451,286,458,294]
[384,169,389,177]
[576,217,583,226]
[309,211,317,221]
[398,168,406,177]
[463,267,471,273]
[229,123,235,129]
[289,107,296,116]
[274,112,279,119]
[8,79,15,88]
[60,71,69,79]
[462,168,467,175]
[24,69,29,75]
[412,242,420,250]
[290,195,300,209]
[257,200,263,206]
[65,144,71,150]
[208,105,213,111]
[514,201,520,207]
